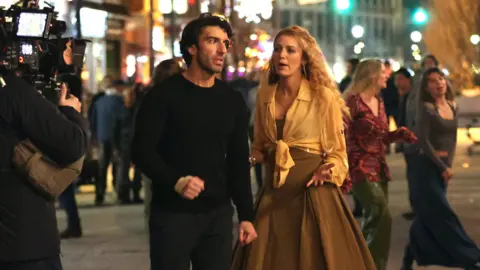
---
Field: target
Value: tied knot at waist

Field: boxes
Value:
[273,140,295,188]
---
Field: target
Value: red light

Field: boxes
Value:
[188,0,195,5]
[18,56,24,63]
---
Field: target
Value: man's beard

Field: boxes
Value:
[197,54,221,75]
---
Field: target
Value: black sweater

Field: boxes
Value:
[0,74,88,261]
[132,74,254,222]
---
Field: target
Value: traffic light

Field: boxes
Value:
[412,8,428,25]
[335,0,351,13]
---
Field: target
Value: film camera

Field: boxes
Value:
[0,0,89,102]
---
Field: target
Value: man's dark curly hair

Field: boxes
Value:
[179,13,234,66]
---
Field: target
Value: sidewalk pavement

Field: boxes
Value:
[57,147,480,270]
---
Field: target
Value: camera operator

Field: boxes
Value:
[0,50,88,270]
[54,40,86,239]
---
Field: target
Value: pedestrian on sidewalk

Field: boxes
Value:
[231,26,376,270]
[90,80,128,205]
[401,68,480,270]
[401,55,440,221]
[393,67,416,221]
[132,13,257,270]
[57,69,85,239]
[344,59,418,270]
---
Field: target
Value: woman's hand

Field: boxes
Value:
[249,149,265,166]
[307,163,335,187]
[397,126,418,144]
[406,133,418,144]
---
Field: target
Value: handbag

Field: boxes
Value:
[12,139,85,198]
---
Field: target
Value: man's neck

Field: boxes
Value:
[183,65,216,88]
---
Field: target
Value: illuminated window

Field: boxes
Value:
[159,0,188,14]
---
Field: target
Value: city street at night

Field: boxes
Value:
[1,0,479,269]
[58,144,480,270]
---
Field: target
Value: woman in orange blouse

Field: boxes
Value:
[231,26,375,270]
[344,59,417,270]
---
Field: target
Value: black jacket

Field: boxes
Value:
[0,74,88,262]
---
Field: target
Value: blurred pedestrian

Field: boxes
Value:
[401,68,480,270]
[344,59,417,270]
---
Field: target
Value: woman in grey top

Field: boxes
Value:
[401,68,480,270]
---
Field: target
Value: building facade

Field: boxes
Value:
[273,0,404,80]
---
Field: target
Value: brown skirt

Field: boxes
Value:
[231,148,375,270]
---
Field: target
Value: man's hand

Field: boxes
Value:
[177,176,204,200]
[238,221,257,246]
[442,168,453,183]
[58,83,81,112]
[63,40,73,65]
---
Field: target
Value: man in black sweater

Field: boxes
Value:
[0,74,87,269]
[132,14,257,270]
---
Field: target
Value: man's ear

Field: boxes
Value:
[188,45,197,57]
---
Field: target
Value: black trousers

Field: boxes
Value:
[58,182,81,230]
[96,141,117,200]
[403,153,418,211]
[149,204,233,270]
[0,255,62,270]
[116,138,143,199]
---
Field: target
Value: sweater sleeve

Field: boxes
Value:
[131,87,182,189]
[227,92,254,222]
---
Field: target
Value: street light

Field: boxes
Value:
[471,34,480,45]
[413,8,428,25]
[353,41,364,55]
[410,31,422,43]
[351,25,364,39]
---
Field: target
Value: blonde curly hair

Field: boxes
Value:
[267,26,349,117]
[266,25,349,152]
[343,59,383,97]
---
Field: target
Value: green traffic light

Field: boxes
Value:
[413,8,428,24]
[336,0,351,11]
